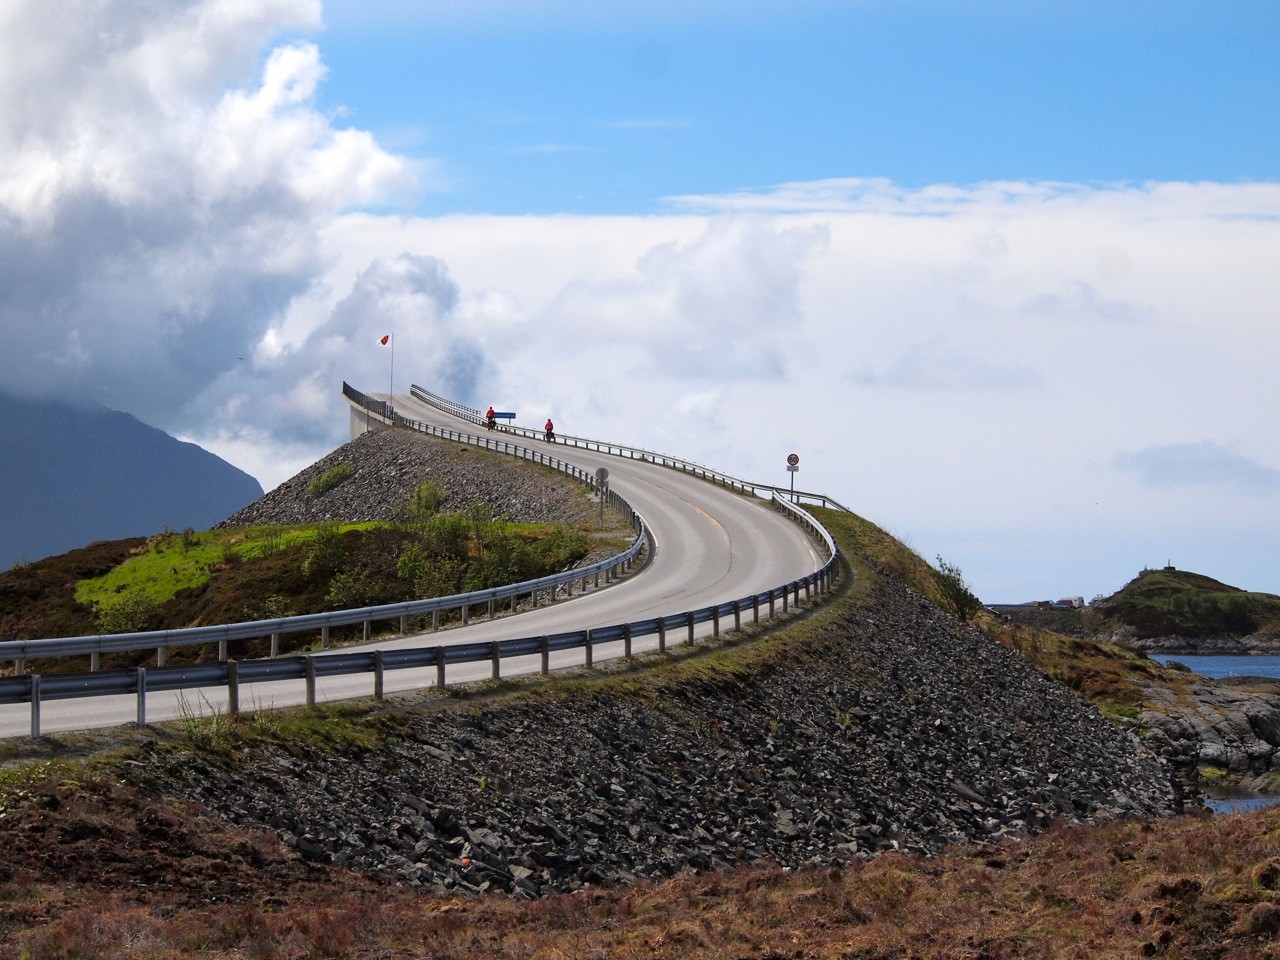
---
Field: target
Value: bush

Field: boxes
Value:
[95,591,160,634]
[307,462,354,497]
[302,524,346,578]
[933,556,981,623]
[411,479,449,519]
[326,570,376,609]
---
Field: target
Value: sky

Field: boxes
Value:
[1,0,1278,603]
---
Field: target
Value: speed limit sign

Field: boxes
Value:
[786,453,799,468]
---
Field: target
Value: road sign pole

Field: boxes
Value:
[786,453,800,504]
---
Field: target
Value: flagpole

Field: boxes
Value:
[388,333,394,419]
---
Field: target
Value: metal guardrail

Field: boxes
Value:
[2,383,846,737]
[408,384,854,513]
[0,388,647,669]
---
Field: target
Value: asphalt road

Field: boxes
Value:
[0,393,825,737]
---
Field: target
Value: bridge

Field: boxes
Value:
[0,383,847,738]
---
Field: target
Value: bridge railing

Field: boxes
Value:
[408,384,853,513]
[0,386,647,671]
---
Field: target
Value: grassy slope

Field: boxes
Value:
[1087,568,1280,639]
[3,506,1280,957]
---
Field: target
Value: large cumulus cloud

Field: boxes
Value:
[0,0,406,423]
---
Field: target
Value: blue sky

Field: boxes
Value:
[3,0,1279,603]
[315,1,1280,214]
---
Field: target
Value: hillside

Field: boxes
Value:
[0,427,619,659]
[1086,567,1280,646]
[0,393,263,569]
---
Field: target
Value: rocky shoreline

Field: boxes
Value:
[123,570,1178,898]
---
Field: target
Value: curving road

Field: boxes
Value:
[0,391,825,737]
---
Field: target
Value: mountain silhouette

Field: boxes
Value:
[0,393,263,568]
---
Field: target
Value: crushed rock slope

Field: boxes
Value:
[218,428,594,528]
[129,569,1178,897]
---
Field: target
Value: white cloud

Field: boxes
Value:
[317,177,1280,601]
[0,0,408,426]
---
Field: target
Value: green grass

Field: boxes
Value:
[306,462,354,496]
[74,523,378,609]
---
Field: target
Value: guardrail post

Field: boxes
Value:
[270,632,280,657]
[712,607,720,637]
[594,570,601,588]
[363,621,371,643]
[29,675,40,738]
[433,610,441,632]
[488,598,496,618]
[14,659,23,677]
[320,626,330,650]
[374,650,385,700]
[782,587,789,613]
[305,656,317,707]
[491,641,501,680]
[532,588,540,608]
[90,651,100,672]
[540,636,550,675]
[794,582,802,606]
[135,667,147,726]
[686,611,695,645]
[436,648,446,689]
[400,614,408,635]
[623,623,632,658]
[156,646,166,667]
[733,600,741,631]
[585,629,594,668]
[227,660,239,715]
[805,578,812,601]
[769,593,776,619]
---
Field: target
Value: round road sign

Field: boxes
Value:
[786,453,800,467]
[595,466,609,483]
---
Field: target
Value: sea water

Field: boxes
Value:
[1151,654,1280,681]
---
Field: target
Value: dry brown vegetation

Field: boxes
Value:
[2,766,1279,959]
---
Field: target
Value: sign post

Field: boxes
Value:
[596,466,609,528]
[786,453,800,503]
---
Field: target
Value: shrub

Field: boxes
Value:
[302,524,346,578]
[307,462,354,497]
[933,556,981,623]
[410,478,449,519]
[95,591,160,634]
[327,570,376,609]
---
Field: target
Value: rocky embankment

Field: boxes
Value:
[125,571,1178,897]
[219,428,595,528]
[1110,632,1280,656]
[1137,671,1280,786]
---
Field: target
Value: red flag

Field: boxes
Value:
[379,334,390,345]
